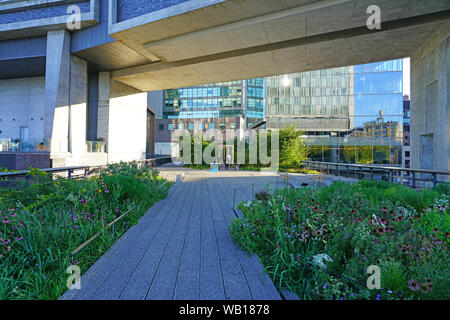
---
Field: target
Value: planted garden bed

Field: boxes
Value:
[0,162,171,299]
[231,180,449,300]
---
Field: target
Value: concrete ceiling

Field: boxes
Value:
[92,0,450,91]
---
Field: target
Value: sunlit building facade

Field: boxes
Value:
[265,59,404,165]
[152,79,264,155]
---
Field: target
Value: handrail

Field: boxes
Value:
[303,160,449,188]
[0,156,173,179]
[304,161,450,175]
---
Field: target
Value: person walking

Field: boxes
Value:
[226,153,232,170]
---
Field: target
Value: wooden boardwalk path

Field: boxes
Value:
[60,170,310,300]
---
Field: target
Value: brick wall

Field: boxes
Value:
[0,152,50,170]
[117,0,190,22]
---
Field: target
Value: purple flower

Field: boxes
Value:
[408,280,420,291]
[74,225,78,229]
[70,206,75,222]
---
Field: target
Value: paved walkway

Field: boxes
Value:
[61,169,353,300]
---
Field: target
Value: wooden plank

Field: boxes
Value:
[145,179,198,300]
[173,177,203,299]
[199,176,225,299]
[117,182,194,300]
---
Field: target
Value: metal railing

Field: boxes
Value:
[0,156,173,185]
[0,138,50,153]
[303,161,450,188]
[86,141,106,153]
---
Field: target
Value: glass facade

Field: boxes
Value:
[265,59,404,165]
[162,79,264,128]
[158,59,404,165]
[245,78,265,127]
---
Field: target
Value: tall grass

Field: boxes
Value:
[0,162,171,299]
[231,180,449,300]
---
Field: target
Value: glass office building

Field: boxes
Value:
[162,79,265,129]
[265,59,404,165]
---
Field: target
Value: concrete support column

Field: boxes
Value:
[45,30,90,166]
[411,23,449,182]
[107,79,147,163]
[44,30,71,155]
[97,72,111,147]
[96,73,147,163]
[69,56,88,157]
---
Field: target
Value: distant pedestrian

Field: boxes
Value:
[226,153,232,170]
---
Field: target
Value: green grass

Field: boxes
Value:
[0,162,172,299]
[230,180,449,300]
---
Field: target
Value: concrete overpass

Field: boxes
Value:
[0,0,449,174]
[105,0,450,91]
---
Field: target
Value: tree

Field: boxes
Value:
[278,125,308,169]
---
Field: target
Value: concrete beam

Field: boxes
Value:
[112,11,450,91]
[142,0,353,53]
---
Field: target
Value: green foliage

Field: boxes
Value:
[181,126,309,170]
[279,126,308,169]
[381,261,407,292]
[0,163,171,299]
[230,180,449,300]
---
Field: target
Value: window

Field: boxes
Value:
[158,124,165,131]
[208,123,215,129]
[178,123,184,130]
[168,124,174,131]
[188,122,194,130]
[229,123,236,129]
[219,122,226,130]
[197,123,204,130]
